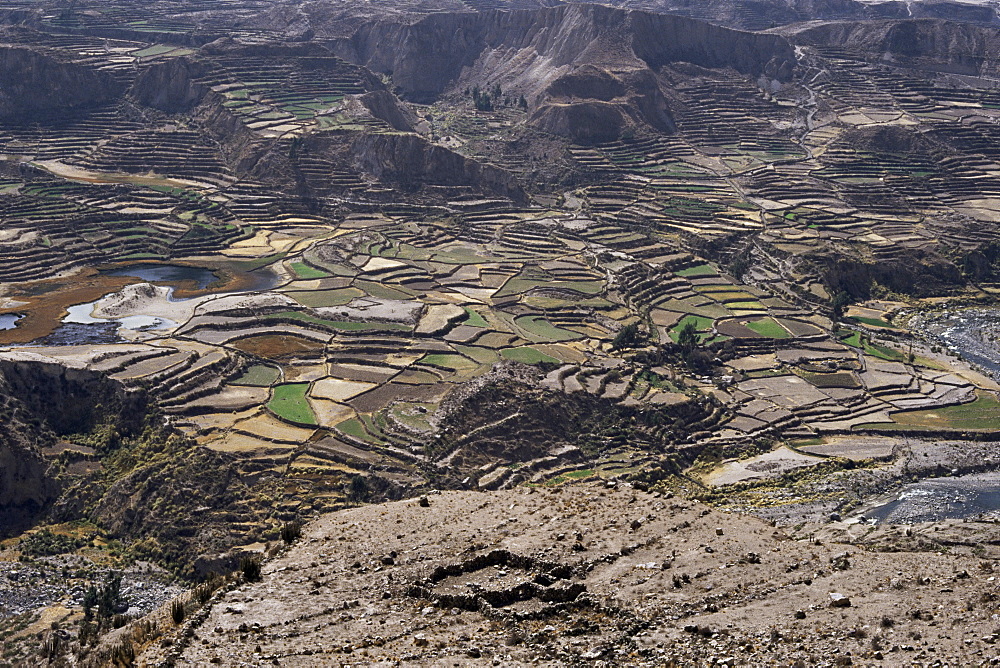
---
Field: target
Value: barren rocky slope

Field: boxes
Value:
[135,483,1000,666]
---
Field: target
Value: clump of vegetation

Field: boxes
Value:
[677,321,712,372]
[612,322,643,350]
[194,574,225,604]
[830,290,852,320]
[18,529,86,557]
[170,600,186,624]
[81,572,126,636]
[346,475,370,504]
[728,254,752,281]
[467,83,526,111]
[280,522,303,544]
[240,556,263,582]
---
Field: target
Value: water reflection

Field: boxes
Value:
[103,264,219,290]
[0,313,22,331]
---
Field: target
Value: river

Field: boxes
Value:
[861,308,1000,523]
[862,472,1000,524]
[910,308,1000,380]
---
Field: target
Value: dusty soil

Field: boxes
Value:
[142,483,1000,667]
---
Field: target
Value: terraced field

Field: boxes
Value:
[7,4,1000,666]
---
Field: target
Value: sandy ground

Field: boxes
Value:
[90,283,201,327]
[705,446,825,486]
[141,483,1000,667]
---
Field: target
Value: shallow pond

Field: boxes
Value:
[0,314,22,331]
[103,264,219,290]
[104,262,280,293]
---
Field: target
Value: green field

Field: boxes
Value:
[420,353,478,371]
[267,383,316,425]
[796,370,859,388]
[335,417,383,443]
[884,392,1000,431]
[746,318,791,339]
[863,340,905,361]
[289,261,330,279]
[837,329,905,361]
[462,307,488,328]
[669,315,714,342]
[231,364,280,387]
[285,287,363,307]
[544,469,596,486]
[676,264,718,278]
[515,315,584,342]
[267,383,317,425]
[501,347,560,365]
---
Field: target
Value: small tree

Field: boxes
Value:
[831,290,852,320]
[612,323,642,350]
[171,600,186,625]
[728,254,751,281]
[97,572,123,622]
[82,585,98,620]
[280,522,302,544]
[677,322,712,372]
[240,556,262,583]
[347,475,370,504]
[677,322,700,357]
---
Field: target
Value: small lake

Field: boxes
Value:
[103,264,219,291]
[861,472,1000,524]
[102,263,280,293]
[0,314,22,331]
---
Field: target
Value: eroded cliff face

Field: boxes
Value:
[333,5,794,144]
[335,4,796,101]
[0,355,146,436]
[0,355,147,535]
[351,132,528,202]
[130,57,208,113]
[0,426,53,536]
[0,46,122,119]
[788,19,1000,76]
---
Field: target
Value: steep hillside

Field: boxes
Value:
[788,18,1000,76]
[0,46,123,119]
[335,5,795,100]
[332,5,794,142]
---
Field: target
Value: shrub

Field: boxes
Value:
[280,522,302,544]
[240,556,262,583]
[170,600,185,625]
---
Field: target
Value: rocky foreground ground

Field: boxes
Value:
[132,483,1000,667]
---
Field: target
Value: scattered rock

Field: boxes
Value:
[829,592,852,608]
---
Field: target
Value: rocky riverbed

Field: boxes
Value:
[0,554,183,619]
